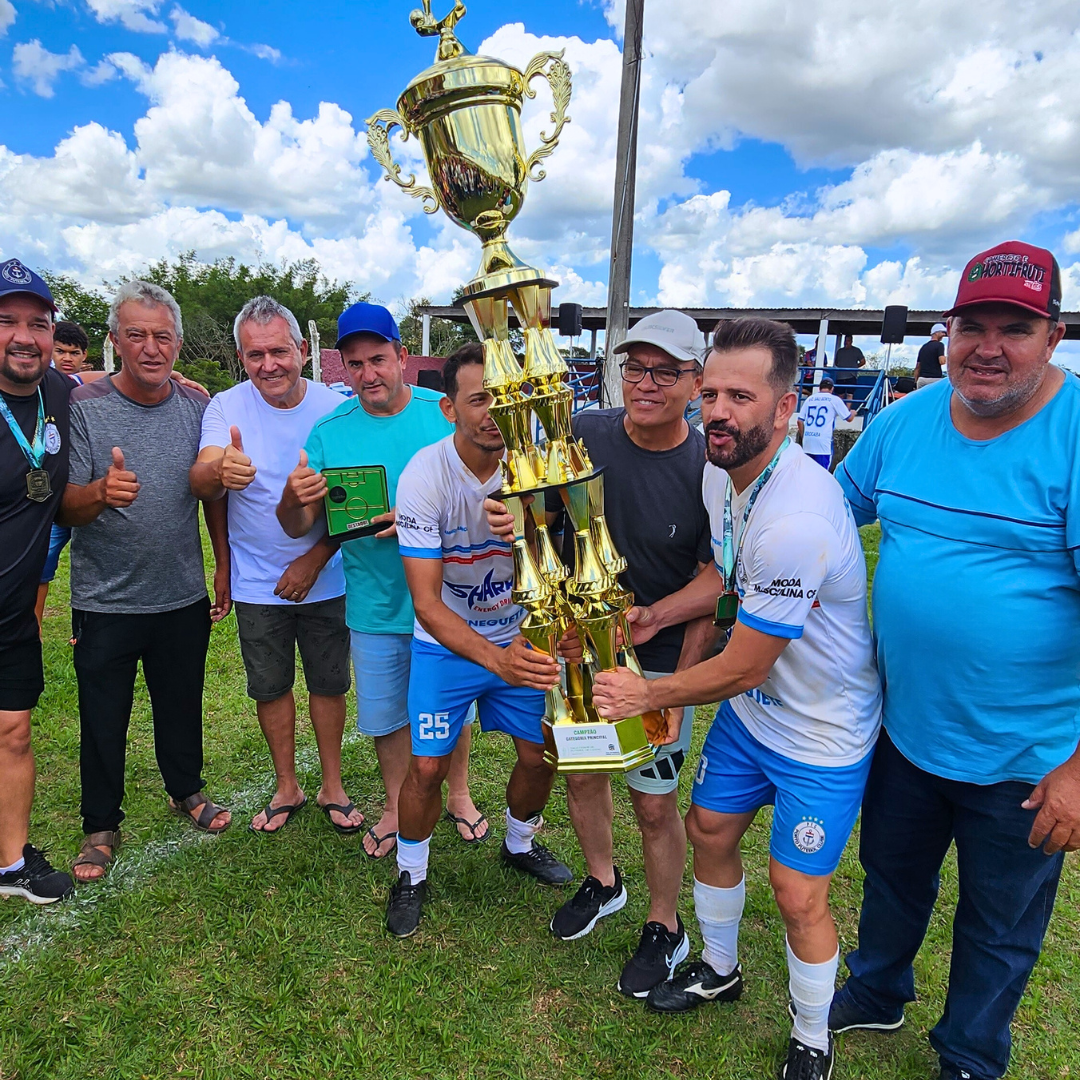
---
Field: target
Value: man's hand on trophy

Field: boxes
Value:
[592,667,652,720]
[556,625,584,664]
[283,449,327,507]
[483,494,533,539]
[494,635,561,691]
[373,509,397,539]
[625,604,661,646]
[220,426,256,491]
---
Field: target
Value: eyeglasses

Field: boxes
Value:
[619,361,695,388]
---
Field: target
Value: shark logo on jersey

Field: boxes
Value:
[445,568,512,610]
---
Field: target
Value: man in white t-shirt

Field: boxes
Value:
[190,296,362,836]
[797,377,853,470]
[593,318,881,1080]
[387,344,573,938]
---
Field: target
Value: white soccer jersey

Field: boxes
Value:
[798,392,850,456]
[702,443,881,766]
[396,434,523,647]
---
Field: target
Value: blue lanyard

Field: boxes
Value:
[721,437,789,592]
[0,387,45,469]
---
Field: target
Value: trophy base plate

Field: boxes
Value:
[542,716,657,775]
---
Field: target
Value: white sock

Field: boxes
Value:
[0,856,25,874]
[505,809,540,854]
[395,835,431,885]
[787,938,839,1053]
[694,876,744,975]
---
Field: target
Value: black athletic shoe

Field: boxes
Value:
[781,1034,834,1080]
[550,867,627,940]
[939,1067,983,1080]
[794,985,904,1033]
[0,844,74,905]
[500,839,574,885]
[618,915,691,998]
[645,959,743,1012]
[386,871,427,938]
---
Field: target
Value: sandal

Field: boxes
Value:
[319,800,364,836]
[169,792,231,834]
[444,809,490,844]
[72,829,120,881]
[363,827,398,860]
[248,797,307,835]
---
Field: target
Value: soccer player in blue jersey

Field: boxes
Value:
[386,344,573,937]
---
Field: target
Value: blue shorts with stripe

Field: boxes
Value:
[408,637,545,757]
[691,701,873,876]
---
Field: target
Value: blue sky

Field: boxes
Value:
[1,0,1079,363]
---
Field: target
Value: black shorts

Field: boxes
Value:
[833,371,857,384]
[0,636,45,712]
[234,596,351,701]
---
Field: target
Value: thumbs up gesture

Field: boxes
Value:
[220,425,256,491]
[283,447,327,507]
[103,446,140,508]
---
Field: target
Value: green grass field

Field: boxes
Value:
[1,523,1077,1080]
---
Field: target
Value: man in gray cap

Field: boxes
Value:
[490,309,716,996]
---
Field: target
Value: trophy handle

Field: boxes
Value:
[521,51,572,183]
[365,108,440,214]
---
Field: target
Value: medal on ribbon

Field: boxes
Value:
[0,386,53,502]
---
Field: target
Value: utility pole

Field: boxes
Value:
[602,0,645,407]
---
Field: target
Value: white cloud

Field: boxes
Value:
[0,0,16,37]
[82,58,118,86]
[12,40,83,98]
[85,0,166,34]
[169,5,217,47]
[246,43,281,64]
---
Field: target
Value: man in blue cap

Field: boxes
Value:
[277,302,485,860]
[0,258,76,903]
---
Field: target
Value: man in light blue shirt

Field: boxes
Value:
[833,240,1080,1080]
[277,303,486,860]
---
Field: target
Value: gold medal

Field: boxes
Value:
[26,468,52,502]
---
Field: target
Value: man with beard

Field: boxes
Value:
[387,343,573,938]
[0,259,75,903]
[592,317,881,1080]
[830,241,1080,1080]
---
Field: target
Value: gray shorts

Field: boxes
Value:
[234,596,351,702]
[624,669,694,796]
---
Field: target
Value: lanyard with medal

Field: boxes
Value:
[714,437,790,630]
[0,385,55,502]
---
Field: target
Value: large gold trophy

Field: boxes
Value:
[368,2,665,773]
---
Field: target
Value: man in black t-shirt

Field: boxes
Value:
[490,310,716,997]
[0,258,75,904]
[833,335,866,402]
[915,323,948,388]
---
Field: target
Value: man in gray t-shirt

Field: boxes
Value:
[60,280,231,882]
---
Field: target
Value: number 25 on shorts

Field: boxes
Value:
[418,712,451,740]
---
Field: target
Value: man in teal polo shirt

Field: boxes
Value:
[277,303,486,859]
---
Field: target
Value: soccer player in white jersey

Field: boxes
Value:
[593,318,881,1080]
[796,376,854,471]
[387,344,573,938]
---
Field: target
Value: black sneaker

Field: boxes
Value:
[550,867,627,940]
[781,1034,834,1080]
[940,1067,983,1080]
[386,871,427,938]
[791,985,905,1033]
[500,839,574,885]
[0,844,74,905]
[645,959,743,1012]
[618,915,691,998]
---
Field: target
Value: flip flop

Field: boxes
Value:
[444,809,490,844]
[248,797,307,835]
[363,827,398,860]
[320,800,364,835]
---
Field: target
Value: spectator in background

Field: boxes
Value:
[191,296,362,836]
[61,280,232,883]
[0,259,75,904]
[51,321,92,379]
[914,323,948,388]
[833,335,866,401]
[798,376,855,470]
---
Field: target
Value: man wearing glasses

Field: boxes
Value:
[542,310,716,996]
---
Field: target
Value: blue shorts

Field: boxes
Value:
[408,637,544,757]
[351,630,474,738]
[808,453,832,470]
[40,524,71,583]
[691,701,872,876]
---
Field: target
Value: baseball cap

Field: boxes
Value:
[819,376,834,388]
[613,309,706,364]
[0,258,56,311]
[944,240,1062,321]
[930,323,947,335]
[335,301,401,348]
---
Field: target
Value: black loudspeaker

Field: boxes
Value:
[558,302,583,337]
[416,368,444,392]
[880,305,908,344]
